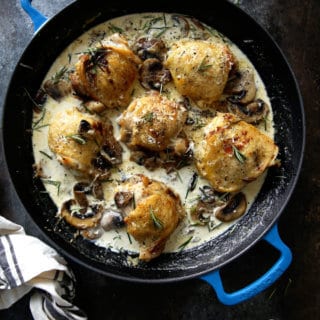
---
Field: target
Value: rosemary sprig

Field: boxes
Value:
[197,58,212,73]
[51,66,68,84]
[178,236,193,251]
[232,145,246,163]
[24,88,42,109]
[185,172,198,199]
[32,108,47,130]
[142,112,154,123]
[127,232,132,244]
[39,150,53,160]
[42,179,61,196]
[108,23,124,34]
[150,207,163,229]
[208,221,223,232]
[67,134,87,145]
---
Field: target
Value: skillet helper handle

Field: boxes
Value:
[201,223,292,305]
[20,0,47,32]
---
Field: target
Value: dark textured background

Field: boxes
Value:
[0,0,319,319]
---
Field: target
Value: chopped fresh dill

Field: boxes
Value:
[232,145,246,163]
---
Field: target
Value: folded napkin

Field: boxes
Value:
[0,216,87,319]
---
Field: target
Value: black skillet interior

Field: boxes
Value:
[2,0,304,282]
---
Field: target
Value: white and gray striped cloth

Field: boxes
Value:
[0,216,87,320]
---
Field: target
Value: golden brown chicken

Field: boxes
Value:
[194,112,279,193]
[115,174,185,261]
[118,92,188,152]
[70,34,141,110]
[165,39,235,108]
[48,107,122,178]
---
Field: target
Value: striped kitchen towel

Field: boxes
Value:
[0,216,87,320]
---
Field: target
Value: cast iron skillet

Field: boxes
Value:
[2,0,305,305]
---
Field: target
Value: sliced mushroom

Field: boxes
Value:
[43,79,72,101]
[100,208,124,231]
[82,100,106,114]
[73,182,90,208]
[60,199,102,229]
[133,37,167,61]
[114,191,134,208]
[228,99,269,123]
[215,192,247,222]
[224,68,257,104]
[139,58,172,90]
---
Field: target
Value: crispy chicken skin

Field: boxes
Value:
[165,39,234,108]
[48,108,119,177]
[194,113,279,193]
[117,174,185,261]
[118,92,187,151]
[70,34,141,109]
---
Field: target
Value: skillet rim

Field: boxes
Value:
[1,0,305,282]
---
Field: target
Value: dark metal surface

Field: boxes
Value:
[0,0,319,319]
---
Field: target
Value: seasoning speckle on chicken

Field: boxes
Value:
[70,34,141,109]
[116,174,185,261]
[48,107,122,178]
[165,39,235,108]
[118,92,188,152]
[194,112,279,193]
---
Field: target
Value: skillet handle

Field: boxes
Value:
[201,223,292,305]
[20,0,47,32]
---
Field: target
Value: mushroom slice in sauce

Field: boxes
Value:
[215,192,247,222]
[224,68,257,104]
[139,58,172,90]
[60,199,103,230]
[100,209,125,231]
[227,98,269,123]
[133,37,167,61]
[43,78,72,101]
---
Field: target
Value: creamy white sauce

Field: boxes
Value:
[32,13,275,255]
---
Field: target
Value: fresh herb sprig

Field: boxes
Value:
[150,207,163,229]
[178,236,193,251]
[232,145,246,163]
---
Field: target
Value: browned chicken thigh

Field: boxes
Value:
[114,174,185,261]
[70,34,141,110]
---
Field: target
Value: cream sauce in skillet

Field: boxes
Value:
[32,13,275,257]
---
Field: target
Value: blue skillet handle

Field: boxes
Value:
[201,223,292,305]
[20,0,47,32]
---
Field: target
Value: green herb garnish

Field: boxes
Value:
[42,179,61,196]
[232,145,246,163]
[127,232,132,244]
[142,112,154,123]
[51,66,68,84]
[67,134,87,145]
[150,207,163,229]
[108,23,124,34]
[39,150,53,160]
[197,58,212,73]
[178,236,193,251]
